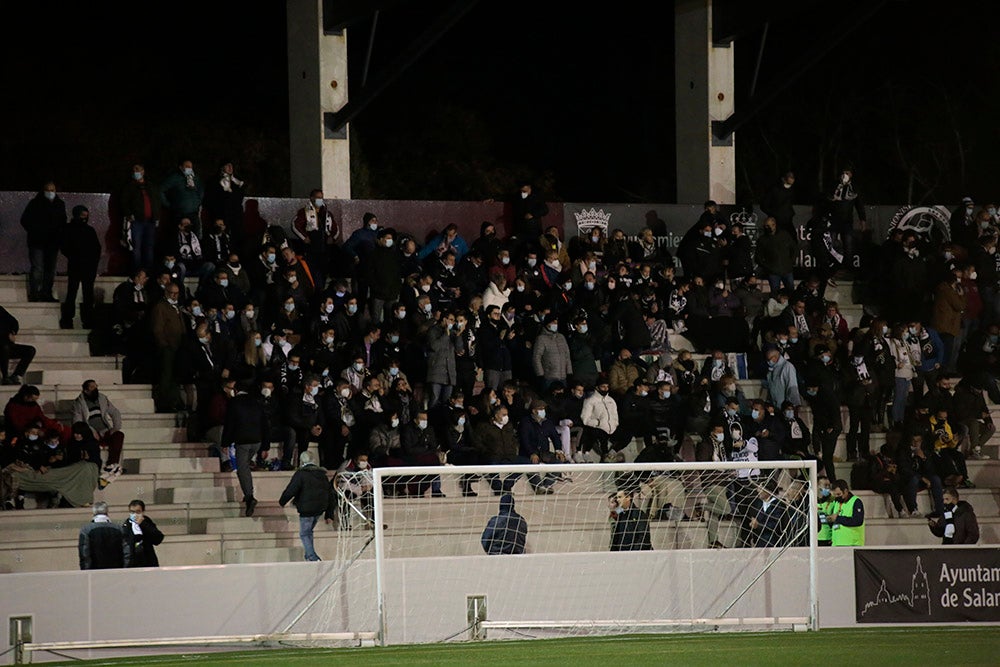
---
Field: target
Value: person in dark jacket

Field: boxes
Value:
[20,181,66,302]
[481,493,528,555]
[367,228,403,324]
[202,160,246,245]
[122,499,164,568]
[609,488,653,551]
[221,381,270,516]
[60,205,102,329]
[279,451,336,561]
[0,306,36,386]
[78,501,124,570]
[119,163,162,272]
[928,486,980,545]
[760,171,797,236]
[748,479,788,547]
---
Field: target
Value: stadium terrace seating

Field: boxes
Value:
[0,274,996,573]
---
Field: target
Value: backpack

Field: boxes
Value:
[850,456,873,490]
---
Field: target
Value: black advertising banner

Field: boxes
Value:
[855,549,1000,623]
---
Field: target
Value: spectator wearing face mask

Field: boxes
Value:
[927,486,979,544]
[160,159,204,234]
[765,346,801,409]
[20,181,66,302]
[580,375,619,461]
[532,314,572,392]
[367,228,402,324]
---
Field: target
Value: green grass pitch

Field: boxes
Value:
[38,627,1000,666]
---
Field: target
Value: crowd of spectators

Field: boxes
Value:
[3,164,996,541]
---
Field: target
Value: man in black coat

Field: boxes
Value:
[122,499,165,568]
[609,489,653,551]
[279,450,335,561]
[20,181,66,302]
[0,305,36,385]
[761,171,797,236]
[222,381,271,516]
[60,205,102,329]
[79,501,124,570]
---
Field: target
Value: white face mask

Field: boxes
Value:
[261,387,272,398]
[516,285,525,293]
[423,303,433,313]
[313,198,323,208]
[340,388,351,399]
[391,418,400,428]
[353,362,364,372]
[501,256,510,265]
[713,432,725,442]
[244,310,254,319]
[527,258,537,267]
[417,419,428,430]
[520,191,529,199]
[44,191,56,201]
[547,324,558,333]
[578,324,588,333]
[357,460,369,470]
[324,336,334,346]
[284,303,295,312]
[497,415,509,426]
[384,238,394,248]
[348,304,358,314]
[325,304,335,313]
[841,174,850,184]
[310,386,319,396]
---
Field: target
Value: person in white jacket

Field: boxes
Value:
[481,273,510,312]
[579,375,619,462]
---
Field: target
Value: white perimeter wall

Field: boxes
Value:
[1,548,856,663]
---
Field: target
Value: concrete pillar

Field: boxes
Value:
[675,0,735,205]
[287,0,351,200]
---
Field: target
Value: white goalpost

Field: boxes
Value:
[368,460,819,644]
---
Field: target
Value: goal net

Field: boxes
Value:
[365,460,818,644]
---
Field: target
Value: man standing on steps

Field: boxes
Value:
[0,305,36,386]
[60,205,101,330]
[149,283,186,412]
[279,451,335,562]
[78,501,124,570]
[72,380,125,482]
[222,379,270,517]
[20,180,66,303]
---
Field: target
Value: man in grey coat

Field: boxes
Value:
[425,311,458,408]
[532,314,572,392]
[765,346,802,407]
[72,380,125,477]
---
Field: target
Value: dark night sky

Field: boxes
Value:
[1,1,997,205]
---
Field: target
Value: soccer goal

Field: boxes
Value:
[366,460,819,644]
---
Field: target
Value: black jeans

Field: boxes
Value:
[0,340,35,380]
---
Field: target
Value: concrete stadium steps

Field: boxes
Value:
[26,369,125,386]
[2,304,82,330]
[0,385,153,405]
[0,279,114,305]
[138,457,222,474]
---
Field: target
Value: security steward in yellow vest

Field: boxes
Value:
[817,479,836,546]
[828,479,865,546]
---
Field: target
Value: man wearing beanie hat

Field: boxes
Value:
[279,450,336,562]
[61,204,102,329]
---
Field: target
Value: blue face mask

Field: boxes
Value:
[266,253,276,263]
[819,488,831,498]
[348,304,358,315]
[751,409,761,420]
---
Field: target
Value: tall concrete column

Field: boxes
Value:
[675,0,735,205]
[287,0,351,199]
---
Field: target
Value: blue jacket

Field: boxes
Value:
[418,233,469,262]
[481,494,528,554]
[919,327,945,373]
[517,416,560,459]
